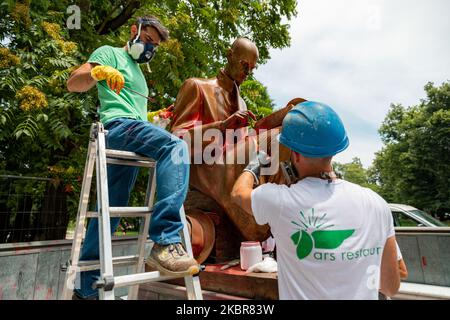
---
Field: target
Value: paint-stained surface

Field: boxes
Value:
[396,232,450,287]
[416,235,450,286]
[437,236,450,286]
[0,237,150,299]
[0,231,448,299]
[56,249,70,299]
[0,253,38,299]
[396,235,424,283]
[33,250,60,299]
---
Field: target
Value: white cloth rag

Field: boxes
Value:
[262,236,276,253]
[246,256,277,273]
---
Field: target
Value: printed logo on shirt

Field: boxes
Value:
[291,208,355,260]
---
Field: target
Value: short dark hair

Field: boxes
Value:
[135,15,169,42]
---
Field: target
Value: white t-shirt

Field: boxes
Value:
[251,178,395,300]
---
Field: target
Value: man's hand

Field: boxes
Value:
[221,110,257,130]
[90,65,125,94]
[243,151,271,186]
[231,150,270,215]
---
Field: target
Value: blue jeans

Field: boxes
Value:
[74,118,190,298]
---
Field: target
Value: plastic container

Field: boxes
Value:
[240,241,262,271]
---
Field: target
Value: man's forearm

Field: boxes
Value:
[230,171,255,215]
[379,236,401,297]
[67,63,97,93]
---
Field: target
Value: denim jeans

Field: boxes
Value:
[74,118,190,298]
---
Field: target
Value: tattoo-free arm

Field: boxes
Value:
[230,171,255,216]
[67,62,99,93]
[398,258,408,279]
[379,236,401,297]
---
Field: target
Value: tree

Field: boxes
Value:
[372,81,450,214]
[0,1,97,241]
[133,0,298,108]
[333,157,380,193]
[1,1,297,106]
[0,0,298,239]
[240,77,274,121]
[0,0,298,172]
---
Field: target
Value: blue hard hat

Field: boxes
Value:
[277,101,349,158]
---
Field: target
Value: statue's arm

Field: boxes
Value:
[171,79,225,152]
[172,79,201,132]
[171,79,224,133]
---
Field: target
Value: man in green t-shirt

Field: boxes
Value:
[67,16,198,300]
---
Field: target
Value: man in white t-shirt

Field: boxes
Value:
[231,101,400,300]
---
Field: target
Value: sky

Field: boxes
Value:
[254,0,450,167]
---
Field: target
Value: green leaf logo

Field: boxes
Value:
[291,230,314,259]
[312,230,355,249]
[290,209,355,260]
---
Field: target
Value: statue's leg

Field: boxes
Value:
[184,189,245,262]
[185,128,291,243]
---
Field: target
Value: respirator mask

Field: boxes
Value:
[127,18,158,64]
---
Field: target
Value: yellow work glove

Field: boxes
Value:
[90,65,125,94]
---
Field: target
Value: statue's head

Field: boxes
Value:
[225,37,259,85]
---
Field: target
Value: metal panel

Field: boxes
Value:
[437,235,450,286]
[57,249,71,299]
[0,237,146,300]
[417,235,447,286]
[396,235,425,284]
[124,242,139,277]
[33,250,61,300]
[0,253,38,299]
[112,244,128,297]
[125,242,139,291]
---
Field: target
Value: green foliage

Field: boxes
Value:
[1,1,297,221]
[333,157,380,193]
[372,81,450,214]
[0,2,97,220]
[240,77,275,120]
[133,0,297,109]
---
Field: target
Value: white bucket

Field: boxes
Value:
[240,241,262,271]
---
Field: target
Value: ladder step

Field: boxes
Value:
[105,149,156,168]
[105,149,154,161]
[106,158,155,168]
[86,207,153,218]
[77,255,140,272]
[113,271,180,288]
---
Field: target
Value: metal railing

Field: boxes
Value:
[0,174,144,244]
[0,175,70,243]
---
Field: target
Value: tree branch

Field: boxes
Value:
[96,0,142,35]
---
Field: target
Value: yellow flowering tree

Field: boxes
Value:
[0,7,91,164]
[0,1,98,239]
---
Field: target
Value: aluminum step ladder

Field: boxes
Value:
[61,122,203,300]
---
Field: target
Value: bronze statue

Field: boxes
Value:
[170,37,305,261]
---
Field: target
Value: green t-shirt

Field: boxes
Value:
[88,45,149,124]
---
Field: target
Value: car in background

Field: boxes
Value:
[389,203,447,227]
